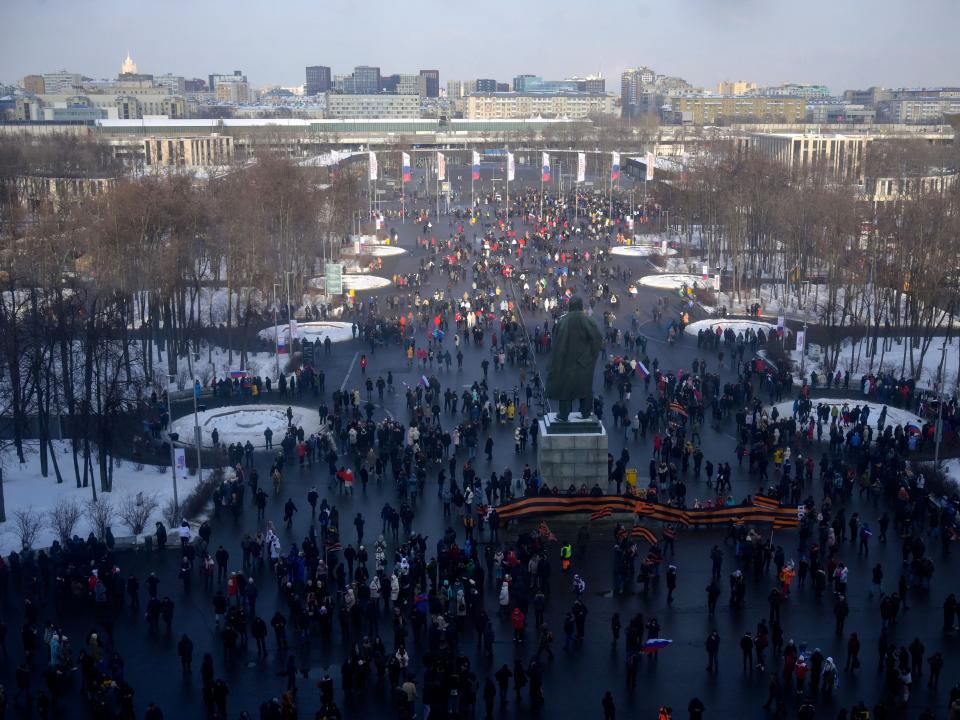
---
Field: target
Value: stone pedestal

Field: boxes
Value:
[537,413,608,488]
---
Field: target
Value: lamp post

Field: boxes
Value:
[934,338,949,469]
[273,283,281,381]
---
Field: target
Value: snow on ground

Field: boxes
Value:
[941,459,960,487]
[170,404,326,449]
[257,321,354,345]
[0,441,201,555]
[610,245,678,258]
[358,244,406,258]
[790,335,960,392]
[684,318,789,338]
[639,273,707,290]
[309,274,392,292]
[771,398,923,431]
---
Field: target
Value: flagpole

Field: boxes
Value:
[435,154,439,220]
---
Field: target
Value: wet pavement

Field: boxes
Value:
[1,170,958,720]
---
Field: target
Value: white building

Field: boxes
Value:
[324,94,420,119]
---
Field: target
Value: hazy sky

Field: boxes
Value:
[2,0,957,92]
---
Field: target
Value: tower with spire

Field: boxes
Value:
[121,51,138,75]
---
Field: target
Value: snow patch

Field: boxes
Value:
[257,321,354,345]
[684,318,788,338]
[170,404,326,449]
[638,273,707,290]
[309,275,392,292]
[770,398,923,433]
[610,245,678,258]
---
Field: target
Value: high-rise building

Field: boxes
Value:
[305,65,332,95]
[184,78,208,93]
[43,71,83,93]
[717,80,757,96]
[621,68,645,118]
[380,75,400,93]
[513,74,537,92]
[216,81,250,103]
[353,66,381,94]
[446,80,463,98]
[155,74,185,94]
[21,75,45,94]
[208,71,247,91]
[575,75,606,93]
[475,79,497,93]
[120,52,138,76]
[419,70,439,98]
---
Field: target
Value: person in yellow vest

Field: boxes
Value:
[560,543,572,572]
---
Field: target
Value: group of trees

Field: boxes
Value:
[662,139,960,382]
[0,134,359,492]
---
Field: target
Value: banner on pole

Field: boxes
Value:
[702,265,708,281]
[541,152,551,183]
[645,151,655,181]
[777,316,786,337]
[507,152,515,182]
[174,447,189,480]
[713,274,721,291]
[471,151,480,181]
[577,152,586,182]
[368,151,377,181]
[611,152,621,181]
[277,335,289,354]
[401,152,411,183]
[437,152,446,181]
[289,319,299,339]
[795,329,806,353]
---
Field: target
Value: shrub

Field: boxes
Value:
[12,508,46,550]
[47,498,83,544]
[117,492,161,536]
[84,498,116,541]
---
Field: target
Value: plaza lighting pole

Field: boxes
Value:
[934,338,948,468]
[192,378,202,486]
[273,283,281,381]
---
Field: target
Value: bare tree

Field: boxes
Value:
[84,498,115,541]
[12,508,46,550]
[47,498,83,544]
[117,492,160,536]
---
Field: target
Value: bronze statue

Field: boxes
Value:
[545,296,603,421]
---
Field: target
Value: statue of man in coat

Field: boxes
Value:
[545,296,604,421]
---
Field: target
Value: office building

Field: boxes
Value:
[143,135,234,167]
[748,132,867,181]
[351,66,380,94]
[446,80,464,98]
[843,87,891,106]
[395,74,425,96]
[717,80,758,96]
[208,71,247,91]
[43,71,83,93]
[881,97,960,123]
[668,96,806,124]
[475,79,498,93]
[21,75,45,94]
[807,102,876,124]
[155,74,185,94]
[575,75,606,93]
[216,81,250,103]
[419,70,439,98]
[465,92,615,120]
[184,78,208,93]
[324,93,420,118]
[513,75,538,92]
[305,66,332,95]
[759,83,831,99]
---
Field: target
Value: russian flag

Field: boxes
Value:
[402,152,411,183]
[277,335,288,354]
[471,151,480,181]
[541,152,551,183]
[611,152,620,181]
[636,361,649,379]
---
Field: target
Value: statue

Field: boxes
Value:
[545,296,603,421]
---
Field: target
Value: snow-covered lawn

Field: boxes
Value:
[309,274,392,292]
[257,321,354,345]
[791,336,960,392]
[611,245,678,258]
[771,398,923,432]
[639,273,708,290]
[684,318,788,337]
[0,441,201,555]
[170,404,326,449]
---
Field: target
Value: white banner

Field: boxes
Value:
[541,151,551,180]
[472,150,480,166]
[368,151,377,181]
[506,152,515,182]
[437,152,446,181]
[795,329,806,353]
[174,447,189,480]
[577,152,586,182]
[713,274,721,291]
[645,151,655,181]
[289,318,299,339]
[702,264,709,281]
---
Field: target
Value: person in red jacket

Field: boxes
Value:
[511,607,526,643]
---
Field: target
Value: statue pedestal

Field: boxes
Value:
[537,413,608,489]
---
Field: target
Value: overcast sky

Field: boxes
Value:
[2,0,957,92]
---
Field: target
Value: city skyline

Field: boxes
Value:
[1,0,958,93]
